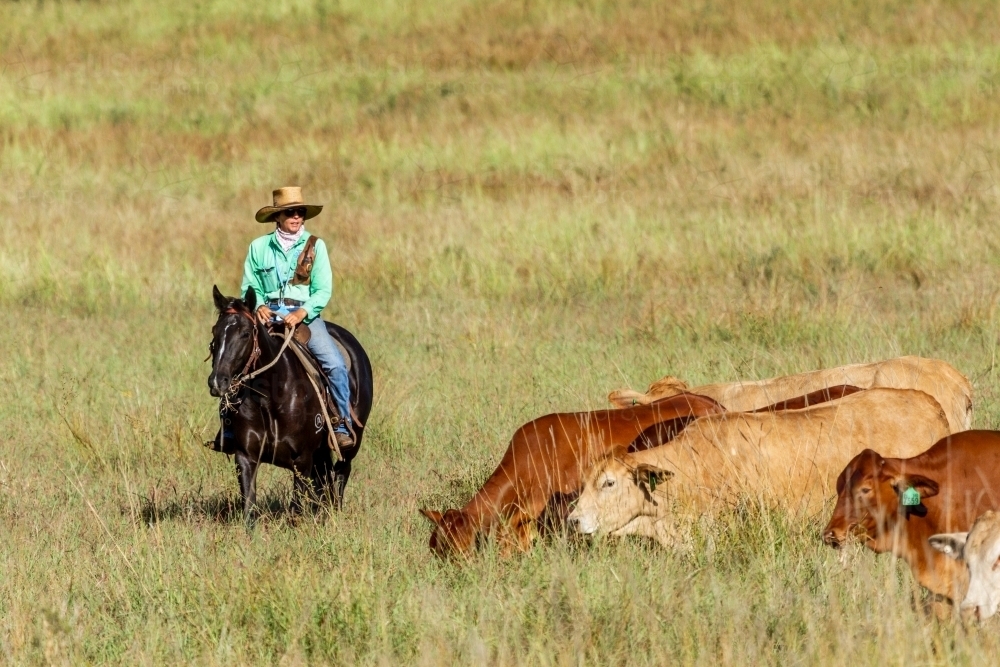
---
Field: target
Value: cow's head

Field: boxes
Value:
[419,508,477,558]
[567,454,673,536]
[823,448,939,549]
[607,376,689,408]
[930,510,1000,621]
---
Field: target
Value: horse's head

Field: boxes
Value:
[208,285,259,397]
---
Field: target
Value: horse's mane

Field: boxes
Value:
[218,297,251,313]
[213,285,258,319]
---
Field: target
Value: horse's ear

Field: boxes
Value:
[243,286,257,312]
[212,285,228,312]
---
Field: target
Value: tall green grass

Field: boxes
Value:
[3,0,1000,663]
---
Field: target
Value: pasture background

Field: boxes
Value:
[3,0,1000,663]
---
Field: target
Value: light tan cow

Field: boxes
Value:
[568,388,951,547]
[608,356,972,433]
[931,510,1000,620]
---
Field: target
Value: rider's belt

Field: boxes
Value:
[268,298,304,308]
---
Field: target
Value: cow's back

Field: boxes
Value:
[636,388,951,515]
[871,356,972,432]
[611,361,886,409]
[616,357,972,433]
[496,393,725,508]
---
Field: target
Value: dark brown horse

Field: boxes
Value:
[207,286,373,523]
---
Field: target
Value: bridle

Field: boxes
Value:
[210,307,261,409]
[227,307,262,380]
[213,307,297,409]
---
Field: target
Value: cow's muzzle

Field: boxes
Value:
[567,511,598,535]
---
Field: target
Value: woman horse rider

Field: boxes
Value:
[241,186,353,449]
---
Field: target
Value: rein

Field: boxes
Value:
[245,327,295,380]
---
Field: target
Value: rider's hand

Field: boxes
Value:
[256,305,275,324]
[283,309,307,327]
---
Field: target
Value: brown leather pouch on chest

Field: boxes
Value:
[289,235,319,286]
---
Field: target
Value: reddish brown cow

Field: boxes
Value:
[419,393,726,558]
[823,430,1000,603]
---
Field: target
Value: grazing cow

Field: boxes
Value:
[420,386,864,558]
[930,511,1000,620]
[568,389,950,546]
[418,393,726,558]
[608,356,972,433]
[823,431,1000,604]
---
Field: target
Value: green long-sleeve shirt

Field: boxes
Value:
[240,231,332,323]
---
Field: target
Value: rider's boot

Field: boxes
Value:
[334,429,354,450]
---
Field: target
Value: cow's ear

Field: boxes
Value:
[419,509,444,525]
[634,463,674,493]
[890,474,940,500]
[607,390,644,408]
[213,285,229,312]
[243,286,257,313]
[929,532,968,560]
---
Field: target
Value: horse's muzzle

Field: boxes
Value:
[208,373,229,397]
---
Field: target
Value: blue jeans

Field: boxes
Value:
[306,317,352,434]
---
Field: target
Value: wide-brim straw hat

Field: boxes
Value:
[254,186,323,223]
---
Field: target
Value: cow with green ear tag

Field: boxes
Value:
[823,430,1000,609]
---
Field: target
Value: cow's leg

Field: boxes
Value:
[331,459,352,511]
[496,513,537,555]
[234,451,259,528]
[514,516,538,551]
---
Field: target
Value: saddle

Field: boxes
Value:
[290,324,352,374]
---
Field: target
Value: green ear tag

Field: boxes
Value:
[649,476,657,493]
[901,486,921,506]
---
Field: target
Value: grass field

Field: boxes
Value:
[4,0,1000,663]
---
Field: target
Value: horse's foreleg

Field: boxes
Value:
[331,459,352,511]
[235,451,259,528]
[290,469,310,517]
[290,453,315,516]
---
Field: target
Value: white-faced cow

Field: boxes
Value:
[931,510,1000,620]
